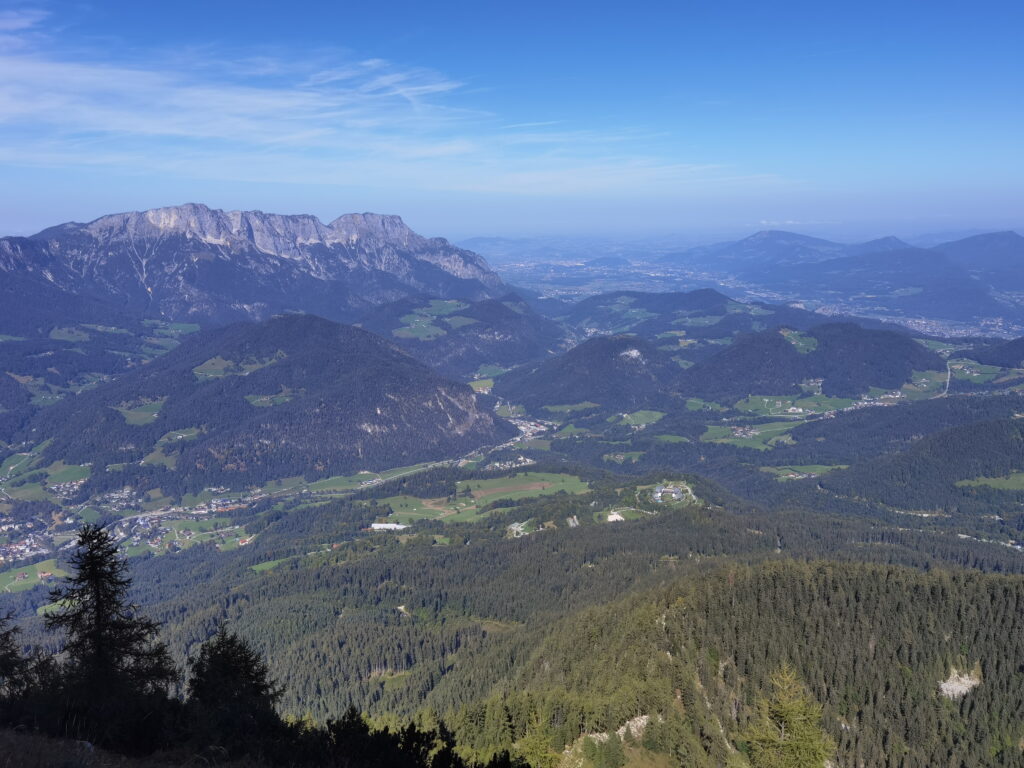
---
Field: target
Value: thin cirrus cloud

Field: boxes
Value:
[0,10,781,198]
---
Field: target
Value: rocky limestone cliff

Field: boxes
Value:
[1,204,505,323]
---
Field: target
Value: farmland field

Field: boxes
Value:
[114,397,167,425]
[956,472,1024,490]
[379,472,588,525]
[761,464,847,481]
[0,559,68,594]
[543,402,599,414]
[701,420,800,450]
[735,394,853,416]
[901,369,948,399]
[611,410,665,426]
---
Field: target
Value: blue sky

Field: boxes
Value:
[0,0,1021,239]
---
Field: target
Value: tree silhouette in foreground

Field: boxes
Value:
[0,614,26,703]
[742,665,835,768]
[45,524,176,749]
[186,625,283,753]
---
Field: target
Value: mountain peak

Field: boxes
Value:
[328,212,419,246]
[5,204,505,323]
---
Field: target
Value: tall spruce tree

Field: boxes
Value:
[45,525,176,747]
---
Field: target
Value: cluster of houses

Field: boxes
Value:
[486,455,536,472]
[0,531,49,566]
[48,478,87,500]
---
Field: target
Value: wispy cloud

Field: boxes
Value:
[0,8,48,32]
[0,11,783,199]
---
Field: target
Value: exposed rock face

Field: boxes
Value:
[0,203,505,323]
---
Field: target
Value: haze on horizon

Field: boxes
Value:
[0,0,1021,242]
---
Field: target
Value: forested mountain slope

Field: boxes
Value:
[456,561,1024,768]
[493,335,679,411]
[357,293,568,377]
[16,315,513,496]
[678,323,943,402]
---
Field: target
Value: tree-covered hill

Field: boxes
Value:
[456,561,1024,767]
[967,336,1024,368]
[818,418,1024,512]
[16,315,514,495]
[678,323,943,402]
[492,335,680,411]
[357,293,569,377]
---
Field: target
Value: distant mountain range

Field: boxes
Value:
[485,228,1024,332]
[0,204,506,324]
[662,229,1024,323]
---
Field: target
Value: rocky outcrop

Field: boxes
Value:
[0,204,505,323]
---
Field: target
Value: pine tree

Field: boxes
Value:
[186,625,283,751]
[742,665,835,768]
[45,524,176,746]
[0,612,26,700]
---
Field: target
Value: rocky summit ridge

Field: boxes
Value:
[0,203,505,323]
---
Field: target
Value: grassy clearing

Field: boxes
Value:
[44,461,90,484]
[614,410,665,426]
[392,300,469,340]
[245,389,294,407]
[48,327,90,342]
[518,438,551,450]
[251,557,290,572]
[142,447,176,468]
[81,324,131,335]
[393,316,446,340]
[6,482,50,502]
[556,423,589,437]
[307,472,381,492]
[496,403,525,418]
[543,402,600,414]
[445,315,478,329]
[380,472,588,525]
[780,328,818,353]
[470,379,493,393]
[2,452,39,479]
[114,397,167,425]
[949,359,1004,384]
[0,559,68,593]
[685,398,726,412]
[735,393,853,416]
[423,299,468,316]
[145,320,201,336]
[916,338,969,355]
[598,507,647,522]
[956,472,1024,490]
[475,364,509,379]
[673,314,724,328]
[193,353,284,380]
[761,464,847,481]
[157,427,200,445]
[901,369,948,400]
[701,421,800,450]
[654,434,690,443]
